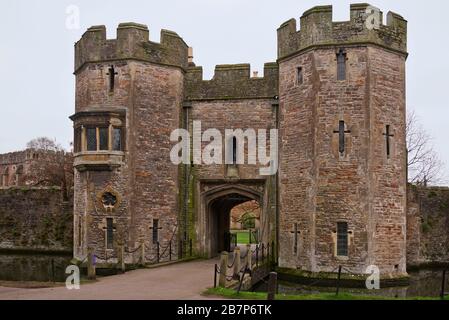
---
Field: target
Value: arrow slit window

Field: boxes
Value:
[337,222,348,257]
[106,218,114,249]
[337,49,347,81]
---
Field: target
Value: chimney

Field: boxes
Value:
[188,47,194,65]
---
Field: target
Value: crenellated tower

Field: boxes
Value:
[71,3,409,278]
[71,23,188,263]
[277,4,408,278]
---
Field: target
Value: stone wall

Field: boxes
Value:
[75,23,188,74]
[0,187,73,252]
[185,96,278,257]
[407,186,449,267]
[278,4,407,278]
[277,4,407,60]
[71,4,413,270]
[73,23,185,263]
[185,63,278,100]
[0,150,32,187]
[0,149,68,188]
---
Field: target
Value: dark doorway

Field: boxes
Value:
[208,193,254,255]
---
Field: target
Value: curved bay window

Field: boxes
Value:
[70,109,126,171]
[112,128,123,151]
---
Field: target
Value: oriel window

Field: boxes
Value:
[99,127,109,151]
[86,128,97,151]
[74,127,82,153]
[113,128,122,151]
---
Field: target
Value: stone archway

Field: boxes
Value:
[199,183,264,258]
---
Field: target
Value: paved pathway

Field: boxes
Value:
[0,259,223,300]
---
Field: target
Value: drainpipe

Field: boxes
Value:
[272,96,280,265]
[183,102,192,243]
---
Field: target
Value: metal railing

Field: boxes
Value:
[441,269,449,300]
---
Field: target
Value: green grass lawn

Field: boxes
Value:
[230,230,256,244]
[204,287,449,301]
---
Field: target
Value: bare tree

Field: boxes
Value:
[407,110,446,185]
[25,137,74,201]
[26,137,63,152]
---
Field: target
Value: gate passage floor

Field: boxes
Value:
[0,259,224,300]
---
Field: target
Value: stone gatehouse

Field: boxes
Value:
[71,4,409,279]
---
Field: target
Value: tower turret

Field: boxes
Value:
[277,4,408,278]
[71,23,188,263]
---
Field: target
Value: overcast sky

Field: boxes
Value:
[1,0,448,183]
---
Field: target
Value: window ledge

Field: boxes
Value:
[74,151,124,157]
[335,256,349,261]
[74,151,124,172]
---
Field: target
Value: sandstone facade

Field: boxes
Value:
[71,4,411,277]
[407,186,449,266]
[0,150,37,187]
[0,187,73,252]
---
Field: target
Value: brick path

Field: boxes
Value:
[0,259,223,300]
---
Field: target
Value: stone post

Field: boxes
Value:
[140,240,145,266]
[219,251,229,288]
[233,246,241,280]
[118,245,125,273]
[246,244,252,271]
[87,247,96,280]
[267,272,277,300]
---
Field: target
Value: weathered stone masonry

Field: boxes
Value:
[277,4,407,278]
[407,186,449,267]
[0,187,72,252]
[71,4,414,277]
[72,23,185,263]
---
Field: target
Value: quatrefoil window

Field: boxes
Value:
[102,192,117,209]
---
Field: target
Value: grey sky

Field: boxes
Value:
[1,0,448,183]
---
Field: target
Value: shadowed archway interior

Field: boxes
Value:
[208,193,255,255]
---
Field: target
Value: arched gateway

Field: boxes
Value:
[199,184,266,258]
[72,4,408,280]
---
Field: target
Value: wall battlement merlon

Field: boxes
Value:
[277,3,407,60]
[0,149,35,165]
[186,62,278,82]
[75,23,189,73]
[185,63,279,101]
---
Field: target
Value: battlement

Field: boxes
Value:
[185,63,278,101]
[0,150,33,165]
[277,3,407,60]
[75,23,189,73]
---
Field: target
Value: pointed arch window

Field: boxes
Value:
[337,49,347,81]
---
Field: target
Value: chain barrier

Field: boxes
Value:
[95,249,114,262]
[239,249,249,260]
[140,224,180,265]
[215,264,242,283]
[125,243,142,254]
[341,266,359,276]
[78,255,88,264]
[227,253,237,269]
